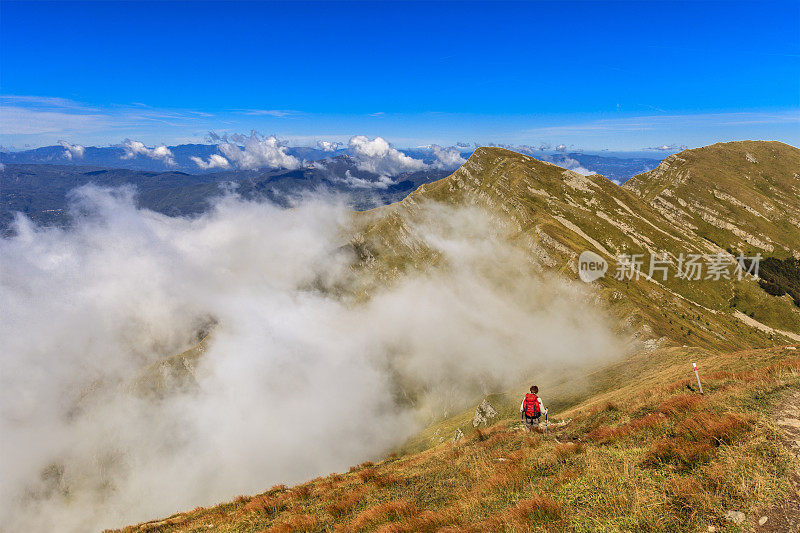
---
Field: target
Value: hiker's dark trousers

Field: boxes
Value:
[524,414,540,425]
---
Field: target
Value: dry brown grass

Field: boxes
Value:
[370,508,458,533]
[704,370,736,381]
[665,475,705,510]
[644,437,715,469]
[505,496,561,526]
[676,412,752,445]
[346,499,419,532]
[242,494,287,515]
[554,441,584,462]
[292,484,313,500]
[373,473,404,488]
[264,513,320,532]
[588,411,668,443]
[326,488,367,520]
[629,412,667,432]
[484,431,507,447]
[483,462,527,492]
[524,435,541,448]
[586,424,629,443]
[357,467,379,483]
[658,393,706,416]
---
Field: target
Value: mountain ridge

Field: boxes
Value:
[354,140,800,349]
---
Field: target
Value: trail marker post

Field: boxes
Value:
[693,362,704,395]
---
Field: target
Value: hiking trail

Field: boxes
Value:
[757,390,800,532]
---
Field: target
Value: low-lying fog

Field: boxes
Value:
[0,186,623,530]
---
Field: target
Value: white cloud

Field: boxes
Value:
[514,145,537,154]
[555,144,567,152]
[559,156,594,176]
[339,169,396,189]
[58,140,85,160]
[348,135,427,176]
[316,140,341,152]
[646,144,685,151]
[121,139,176,166]
[218,132,301,170]
[540,154,595,176]
[430,144,467,170]
[190,154,231,170]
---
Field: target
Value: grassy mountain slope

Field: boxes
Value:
[118,344,800,533]
[624,141,800,258]
[120,141,800,532]
[354,144,800,345]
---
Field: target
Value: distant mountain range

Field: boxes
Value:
[0,143,663,230]
[1,142,662,180]
[0,156,450,229]
[0,144,346,173]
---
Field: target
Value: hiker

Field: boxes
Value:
[520,385,547,429]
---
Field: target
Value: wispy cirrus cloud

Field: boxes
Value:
[516,110,800,152]
[0,94,218,146]
[1,94,101,111]
[523,110,800,137]
[3,93,798,153]
[0,106,110,135]
[234,109,302,117]
[0,95,111,135]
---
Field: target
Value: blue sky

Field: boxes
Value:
[1,0,798,151]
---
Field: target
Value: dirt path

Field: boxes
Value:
[733,311,800,343]
[756,391,800,532]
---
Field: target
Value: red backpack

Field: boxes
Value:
[524,393,540,417]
